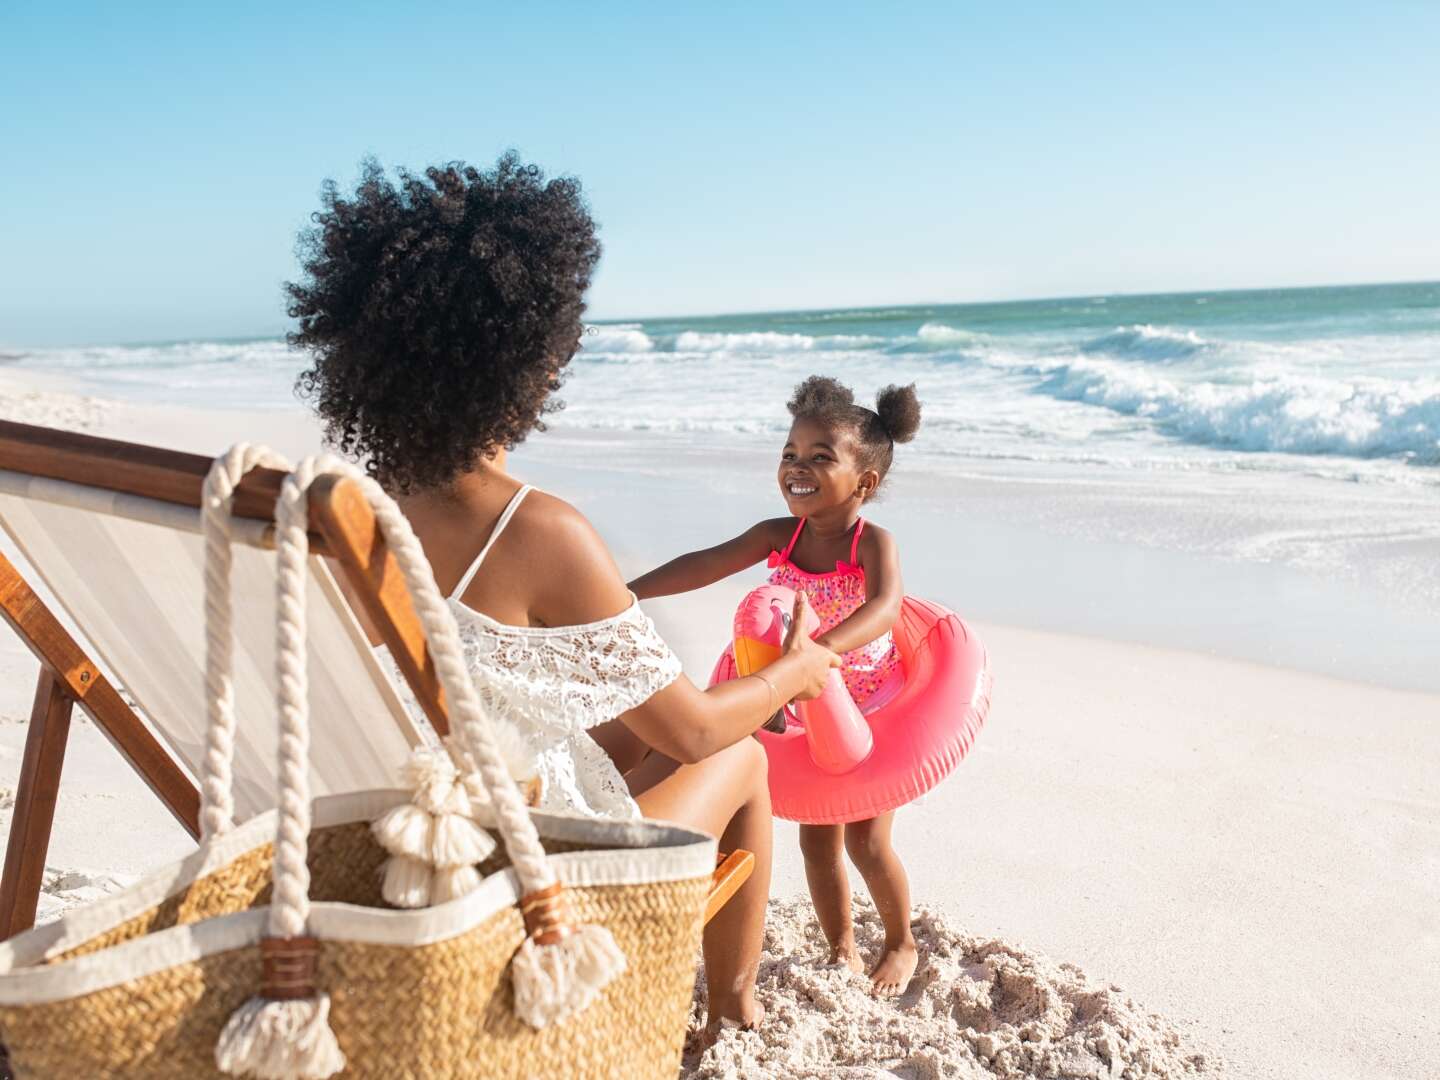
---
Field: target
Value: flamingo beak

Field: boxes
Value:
[733,636,783,676]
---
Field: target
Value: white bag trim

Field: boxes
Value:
[0,815,713,1006]
[0,788,714,973]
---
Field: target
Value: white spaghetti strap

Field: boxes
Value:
[449,484,534,601]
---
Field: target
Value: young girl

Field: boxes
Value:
[630,374,923,997]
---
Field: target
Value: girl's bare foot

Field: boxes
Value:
[829,943,865,974]
[870,940,918,997]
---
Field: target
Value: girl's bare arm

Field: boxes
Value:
[628,519,788,599]
[813,524,903,655]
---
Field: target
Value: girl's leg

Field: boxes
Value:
[798,824,862,972]
[843,812,918,996]
[628,739,772,1033]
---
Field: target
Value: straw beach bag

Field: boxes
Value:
[0,450,715,1078]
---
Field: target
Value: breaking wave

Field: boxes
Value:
[581,324,654,354]
[1079,324,1212,362]
[1034,360,1440,462]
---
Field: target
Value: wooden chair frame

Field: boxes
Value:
[0,420,752,939]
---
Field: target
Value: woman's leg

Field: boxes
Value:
[588,718,652,776]
[843,812,918,996]
[629,738,772,1031]
[798,824,862,972]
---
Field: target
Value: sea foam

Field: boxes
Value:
[674,330,818,353]
[1035,360,1440,462]
[581,324,654,353]
[1079,324,1211,362]
[916,322,979,346]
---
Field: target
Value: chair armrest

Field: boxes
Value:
[703,850,755,925]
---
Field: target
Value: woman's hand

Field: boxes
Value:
[619,592,840,762]
[782,592,841,701]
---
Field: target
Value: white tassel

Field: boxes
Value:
[215,993,345,1079]
[370,801,435,860]
[413,777,459,816]
[431,812,497,867]
[404,746,463,817]
[400,745,457,789]
[380,854,432,909]
[510,925,628,1028]
[430,863,482,904]
[437,779,473,816]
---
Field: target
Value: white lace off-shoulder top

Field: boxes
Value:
[381,485,682,819]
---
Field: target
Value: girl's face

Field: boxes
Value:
[777,417,877,518]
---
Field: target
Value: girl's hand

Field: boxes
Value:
[782,592,841,700]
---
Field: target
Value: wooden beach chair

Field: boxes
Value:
[0,420,753,939]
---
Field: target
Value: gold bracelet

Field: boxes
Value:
[748,672,779,716]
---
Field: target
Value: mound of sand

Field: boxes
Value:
[33,867,137,925]
[0,381,110,430]
[685,898,1218,1079]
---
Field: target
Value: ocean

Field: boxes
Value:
[12,281,1440,488]
[5,280,1440,684]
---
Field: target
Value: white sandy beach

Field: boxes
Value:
[1,373,1437,1078]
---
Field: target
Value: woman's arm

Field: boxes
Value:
[813,524,903,655]
[619,591,836,763]
[526,502,838,764]
[628,519,786,599]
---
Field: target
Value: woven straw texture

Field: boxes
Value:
[1,827,709,1078]
[48,824,605,966]
[47,823,386,965]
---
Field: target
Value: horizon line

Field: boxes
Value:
[594,275,1440,327]
[7,275,1437,351]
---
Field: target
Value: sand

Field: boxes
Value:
[686,898,1215,1079]
[0,372,110,430]
[1,380,1437,1078]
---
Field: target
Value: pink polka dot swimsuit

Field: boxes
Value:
[768,517,903,709]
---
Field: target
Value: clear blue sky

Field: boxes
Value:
[2,2,1436,345]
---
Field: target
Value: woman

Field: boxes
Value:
[287,155,838,1034]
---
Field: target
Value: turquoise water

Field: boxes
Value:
[11,281,1440,483]
[616,281,1440,347]
[565,281,1440,484]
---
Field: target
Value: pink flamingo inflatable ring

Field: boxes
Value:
[710,583,991,825]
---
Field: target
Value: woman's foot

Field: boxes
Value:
[870,940,918,997]
[829,943,865,974]
[699,1000,766,1050]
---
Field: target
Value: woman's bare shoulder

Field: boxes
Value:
[503,490,633,625]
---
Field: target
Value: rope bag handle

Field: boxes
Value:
[200,444,292,840]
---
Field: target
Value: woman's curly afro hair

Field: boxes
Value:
[787,375,921,498]
[289,153,601,492]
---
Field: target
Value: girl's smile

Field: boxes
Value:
[778,417,874,519]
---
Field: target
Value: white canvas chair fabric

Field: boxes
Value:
[0,467,424,821]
